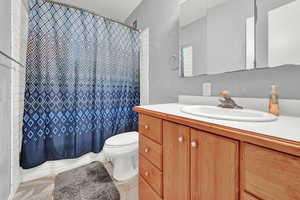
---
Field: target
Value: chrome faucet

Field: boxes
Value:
[218,90,243,109]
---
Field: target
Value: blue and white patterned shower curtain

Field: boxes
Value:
[21,0,140,169]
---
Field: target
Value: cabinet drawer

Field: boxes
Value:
[139,114,162,144]
[139,134,162,170]
[139,176,162,200]
[243,143,300,200]
[139,155,163,196]
[242,192,259,200]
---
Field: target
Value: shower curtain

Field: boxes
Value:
[21,0,140,169]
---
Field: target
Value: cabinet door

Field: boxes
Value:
[163,121,190,200]
[191,129,239,200]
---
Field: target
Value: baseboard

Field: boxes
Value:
[8,193,14,200]
[8,194,13,200]
[8,180,20,200]
[8,185,19,200]
[21,152,105,182]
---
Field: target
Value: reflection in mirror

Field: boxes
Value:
[179,0,208,77]
[268,0,300,67]
[256,0,300,68]
[246,16,255,70]
[179,0,255,77]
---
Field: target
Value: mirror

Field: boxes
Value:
[179,0,255,77]
[256,0,300,68]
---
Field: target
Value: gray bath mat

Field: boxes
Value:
[54,161,120,200]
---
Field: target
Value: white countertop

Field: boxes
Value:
[137,103,300,143]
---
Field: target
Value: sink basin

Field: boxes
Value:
[180,105,278,122]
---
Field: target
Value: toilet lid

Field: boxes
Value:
[105,131,138,147]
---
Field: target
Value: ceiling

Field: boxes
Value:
[52,0,143,22]
[180,0,231,27]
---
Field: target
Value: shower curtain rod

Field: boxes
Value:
[46,0,141,32]
[0,50,25,69]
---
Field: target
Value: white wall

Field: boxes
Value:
[0,0,12,199]
[10,0,28,197]
[126,0,183,104]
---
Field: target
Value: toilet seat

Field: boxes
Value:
[103,131,139,181]
[103,132,138,157]
[105,131,138,147]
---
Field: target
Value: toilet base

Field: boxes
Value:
[112,156,138,181]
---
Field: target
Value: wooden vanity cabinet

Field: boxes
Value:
[163,121,239,200]
[135,111,300,200]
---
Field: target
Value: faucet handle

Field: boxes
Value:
[220,90,231,98]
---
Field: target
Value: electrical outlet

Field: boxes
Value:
[203,83,212,96]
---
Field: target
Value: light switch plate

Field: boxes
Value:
[202,82,212,96]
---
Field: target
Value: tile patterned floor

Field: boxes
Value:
[13,176,55,200]
[104,162,138,200]
[13,161,138,200]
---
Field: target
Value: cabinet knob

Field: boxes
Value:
[178,136,184,143]
[191,141,198,148]
[144,125,149,130]
[144,171,149,177]
[144,148,149,153]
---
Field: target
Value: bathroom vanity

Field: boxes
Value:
[134,104,300,200]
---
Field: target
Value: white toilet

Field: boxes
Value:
[103,131,139,181]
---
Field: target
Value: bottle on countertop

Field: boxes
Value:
[268,85,279,116]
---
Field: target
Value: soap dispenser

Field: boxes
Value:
[268,85,279,116]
